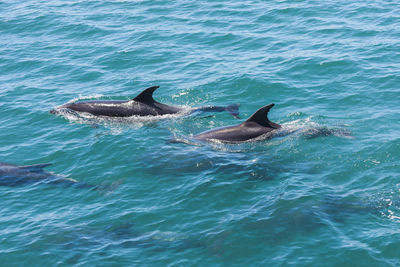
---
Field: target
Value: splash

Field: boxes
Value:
[275,116,353,139]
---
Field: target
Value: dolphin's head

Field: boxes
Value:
[50,108,59,114]
[50,103,73,114]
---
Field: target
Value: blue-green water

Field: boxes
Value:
[1,0,400,265]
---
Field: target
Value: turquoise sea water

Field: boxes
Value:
[1,0,400,265]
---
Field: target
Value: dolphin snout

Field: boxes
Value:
[50,103,71,114]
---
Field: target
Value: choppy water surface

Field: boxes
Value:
[1,0,400,265]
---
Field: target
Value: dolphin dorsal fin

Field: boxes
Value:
[244,104,280,128]
[133,86,160,103]
[21,163,52,173]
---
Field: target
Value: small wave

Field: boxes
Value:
[369,190,400,222]
[67,94,106,103]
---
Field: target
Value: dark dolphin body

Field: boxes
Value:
[0,162,113,191]
[194,104,281,143]
[0,162,80,187]
[51,86,240,119]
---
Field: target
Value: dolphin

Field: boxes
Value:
[0,162,80,187]
[0,162,119,191]
[194,104,281,143]
[50,86,240,119]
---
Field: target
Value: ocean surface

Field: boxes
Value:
[1,0,400,265]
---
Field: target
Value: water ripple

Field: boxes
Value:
[1,0,400,265]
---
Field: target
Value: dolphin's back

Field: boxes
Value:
[195,123,274,143]
[51,85,241,118]
[194,104,281,143]
[65,100,158,117]
[60,86,182,117]
[0,162,54,186]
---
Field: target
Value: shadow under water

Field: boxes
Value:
[28,221,228,263]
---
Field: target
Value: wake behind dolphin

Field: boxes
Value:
[51,86,240,120]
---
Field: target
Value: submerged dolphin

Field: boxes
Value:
[194,104,281,143]
[51,86,240,118]
[0,162,118,191]
[0,162,80,187]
